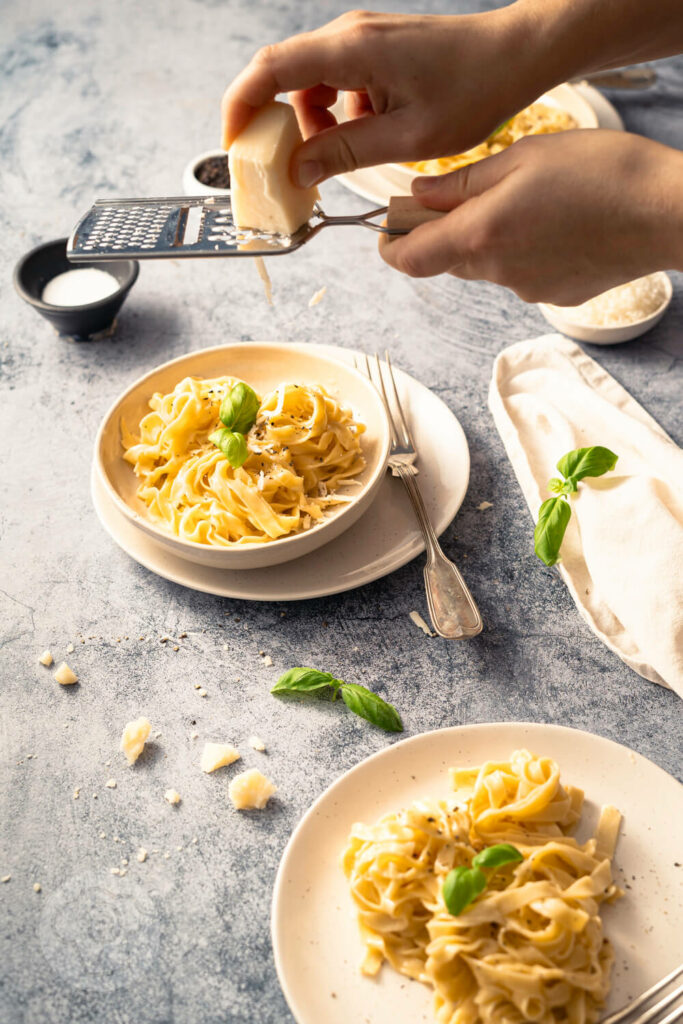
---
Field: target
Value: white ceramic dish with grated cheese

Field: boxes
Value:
[538,272,673,345]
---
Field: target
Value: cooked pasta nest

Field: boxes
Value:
[405,103,578,175]
[121,375,366,546]
[342,749,622,1024]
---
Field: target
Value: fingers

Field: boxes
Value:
[289,85,339,140]
[379,206,477,278]
[411,146,517,210]
[221,28,360,149]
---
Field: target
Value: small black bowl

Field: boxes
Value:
[14,238,139,341]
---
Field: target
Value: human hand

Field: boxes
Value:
[380,130,683,304]
[221,7,546,188]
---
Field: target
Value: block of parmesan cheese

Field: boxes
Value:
[228,101,319,235]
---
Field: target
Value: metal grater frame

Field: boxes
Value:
[66,196,391,262]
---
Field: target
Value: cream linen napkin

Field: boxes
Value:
[488,334,683,692]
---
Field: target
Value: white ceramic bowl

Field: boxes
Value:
[94,343,391,570]
[181,148,230,196]
[538,272,673,345]
[384,83,599,194]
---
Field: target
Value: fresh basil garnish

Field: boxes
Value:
[443,866,487,916]
[472,843,523,870]
[271,667,403,733]
[209,428,249,468]
[443,843,523,916]
[219,382,260,435]
[534,446,618,566]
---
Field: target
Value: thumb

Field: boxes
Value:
[411,148,515,211]
[290,112,407,188]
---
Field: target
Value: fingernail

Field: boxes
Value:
[296,160,324,188]
[412,175,439,194]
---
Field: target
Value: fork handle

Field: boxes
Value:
[395,465,483,639]
[386,196,447,234]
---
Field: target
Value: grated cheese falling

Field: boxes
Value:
[547,272,668,327]
[254,256,273,306]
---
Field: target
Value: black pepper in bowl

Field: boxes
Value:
[195,155,230,190]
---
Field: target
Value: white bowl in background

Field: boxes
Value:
[181,148,230,196]
[384,83,600,194]
[94,343,391,570]
[538,272,673,345]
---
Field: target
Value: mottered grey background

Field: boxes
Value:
[1,0,682,1021]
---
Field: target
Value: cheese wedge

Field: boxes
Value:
[228,101,319,235]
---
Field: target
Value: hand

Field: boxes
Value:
[221,7,547,188]
[379,130,683,304]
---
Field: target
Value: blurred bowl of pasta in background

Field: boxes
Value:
[383,83,599,194]
[94,343,391,570]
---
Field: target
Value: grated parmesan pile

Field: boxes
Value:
[548,273,668,327]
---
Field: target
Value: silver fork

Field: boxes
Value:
[601,963,683,1024]
[356,351,483,639]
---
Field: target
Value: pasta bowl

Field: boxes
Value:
[94,343,391,570]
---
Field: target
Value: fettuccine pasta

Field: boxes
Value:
[342,750,622,1024]
[122,375,366,545]
[405,103,577,175]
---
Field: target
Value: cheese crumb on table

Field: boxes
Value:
[164,789,181,805]
[262,655,273,668]
[248,736,266,752]
[200,743,241,774]
[33,883,41,893]
[197,689,207,698]
[38,650,53,667]
[477,501,493,511]
[105,779,117,789]
[228,769,276,810]
[73,788,80,800]
[66,642,75,654]
[308,286,327,308]
[190,731,199,740]
[228,100,319,235]
[1,875,11,883]
[120,717,151,765]
[137,849,147,863]
[54,663,78,685]
[409,610,436,637]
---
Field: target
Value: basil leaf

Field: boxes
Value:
[210,428,249,469]
[271,667,338,695]
[472,843,523,870]
[556,446,618,484]
[534,496,572,567]
[442,866,487,916]
[547,477,565,494]
[340,683,403,733]
[488,118,512,139]
[220,382,260,434]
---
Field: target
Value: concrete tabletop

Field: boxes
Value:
[2,1,681,1021]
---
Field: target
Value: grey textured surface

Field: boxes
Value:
[1,1,682,1022]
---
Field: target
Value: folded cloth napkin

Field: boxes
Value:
[488,334,683,692]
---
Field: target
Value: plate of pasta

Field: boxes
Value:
[271,723,683,1024]
[95,343,391,569]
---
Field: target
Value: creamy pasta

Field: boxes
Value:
[122,375,366,545]
[405,103,577,175]
[342,749,621,1024]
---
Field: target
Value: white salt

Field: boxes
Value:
[42,268,119,307]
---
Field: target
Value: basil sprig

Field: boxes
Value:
[534,445,618,566]
[442,843,523,916]
[210,382,260,469]
[271,667,403,733]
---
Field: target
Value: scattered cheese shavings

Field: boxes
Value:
[477,501,493,511]
[33,883,41,893]
[1,875,11,883]
[248,736,266,752]
[120,717,151,765]
[164,789,181,805]
[39,650,53,667]
[254,256,273,306]
[54,663,78,685]
[197,688,207,698]
[105,779,117,789]
[409,610,436,637]
[308,286,327,307]
[200,743,241,774]
[73,788,80,800]
[228,768,276,810]
[137,849,148,862]
[66,642,75,654]
[262,655,273,668]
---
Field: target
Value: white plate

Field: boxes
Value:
[91,344,470,600]
[334,83,623,206]
[271,722,683,1024]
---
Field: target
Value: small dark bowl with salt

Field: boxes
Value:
[14,238,139,341]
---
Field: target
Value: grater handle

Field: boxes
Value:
[386,196,446,235]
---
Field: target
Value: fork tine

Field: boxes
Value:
[371,353,399,448]
[602,966,683,1024]
[383,350,415,449]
